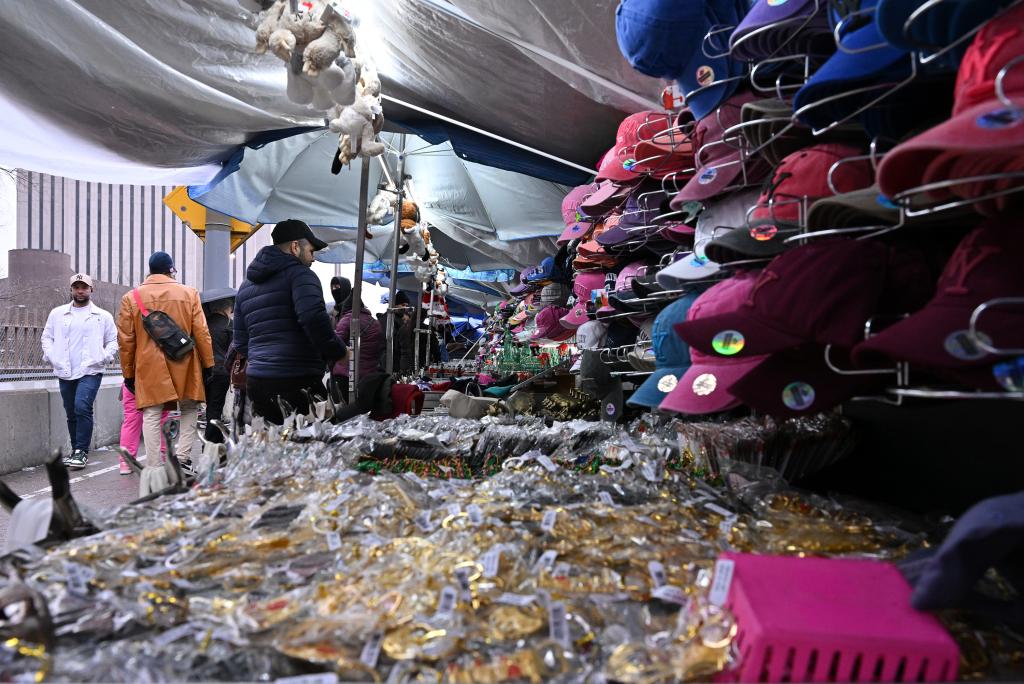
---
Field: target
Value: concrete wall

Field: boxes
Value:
[0,376,123,473]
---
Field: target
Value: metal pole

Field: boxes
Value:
[349,156,372,400]
[412,282,423,375]
[384,134,407,374]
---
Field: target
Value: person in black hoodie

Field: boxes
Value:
[233,220,347,424]
[328,276,351,327]
[201,288,235,443]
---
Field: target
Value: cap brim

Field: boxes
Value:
[674,311,807,358]
[807,186,900,230]
[877,97,1024,198]
[559,303,591,329]
[671,152,746,204]
[703,222,800,262]
[656,252,722,289]
[310,235,329,250]
[659,357,761,414]
[728,345,884,417]
[627,367,693,408]
[558,221,594,244]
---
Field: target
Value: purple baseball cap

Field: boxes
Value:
[532,306,575,342]
[674,239,893,358]
[728,344,884,418]
[660,271,767,415]
[671,91,772,207]
[559,183,600,245]
[560,271,610,329]
[729,0,831,63]
[853,219,1024,370]
[581,179,636,215]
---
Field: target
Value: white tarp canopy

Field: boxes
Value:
[0,0,659,184]
[190,131,562,271]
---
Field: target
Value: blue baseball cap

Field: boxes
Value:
[627,293,698,408]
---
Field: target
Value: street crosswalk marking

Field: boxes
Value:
[22,463,123,499]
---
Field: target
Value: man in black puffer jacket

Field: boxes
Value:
[233,220,347,424]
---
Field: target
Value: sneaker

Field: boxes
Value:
[66,450,88,470]
[119,456,132,476]
[179,459,197,476]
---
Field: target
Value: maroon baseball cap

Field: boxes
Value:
[749,143,875,227]
[660,271,768,415]
[728,345,885,418]
[670,91,772,206]
[532,306,575,342]
[559,183,600,244]
[581,180,636,214]
[853,218,1024,370]
[674,239,892,358]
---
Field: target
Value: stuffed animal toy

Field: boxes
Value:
[302,4,357,77]
[330,94,385,172]
[402,218,428,261]
[366,189,396,225]
[268,3,326,62]
[414,263,434,283]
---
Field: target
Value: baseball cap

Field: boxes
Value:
[738,98,819,168]
[631,109,698,179]
[538,282,570,307]
[627,293,699,408]
[597,111,675,183]
[272,219,328,250]
[657,187,762,290]
[559,184,600,244]
[570,320,610,372]
[876,4,1024,207]
[729,0,833,63]
[749,143,875,227]
[658,272,766,415]
[675,239,893,358]
[727,344,885,417]
[523,256,565,285]
[561,271,610,329]
[853,219,1024,370]
[875,0,1018,60]
[672,91,773,206]
[598,262,645,316]
[532,306,575,342]
[70,273,93,287]
[581,180,637,215]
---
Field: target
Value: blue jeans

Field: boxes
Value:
[58,374,103,452]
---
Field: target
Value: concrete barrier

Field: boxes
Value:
[0,376,124,473]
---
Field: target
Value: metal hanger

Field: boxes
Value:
[729,0,825,61]
[701,23,742,59]
[751,54,817,101]
[902,0,1024,65]
[970,297,1024,356]
[831,6,886,54]
[892,170,1024,217]
[683,73,751,112]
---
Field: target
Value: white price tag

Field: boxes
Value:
[415,511,435,532]
[541,509,558,533]
[709,558,735,607]
[360,631,384,669]
[652,585,688,605]
[64,561,94,596]
[533,550,558,574]
[648,561,667,589]
[495,592,536,606]
[536,454,559,472]
[325,492,351,512]
[553,562,571,577]
[153,623,193,647]
[598,491,615,506]
[326,532,342,551]
[704,502,734,518]
[719,516,737,536]
[481,548,501,578]
[454,567,472,596]
[447,503,461,518]
[467,504,484,525]
[436,585,458,617]
[641,462,660,482]
[548,601,569,646]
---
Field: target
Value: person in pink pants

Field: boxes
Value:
[119,382,168,475]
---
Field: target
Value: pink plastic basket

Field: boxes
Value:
[715,553,959,683]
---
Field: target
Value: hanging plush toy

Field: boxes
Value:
[366,189,396,225]
[302,3,357,77]
[401,219,428,261]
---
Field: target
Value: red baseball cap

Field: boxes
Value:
[877,4,1024,203]
[660,271,768,415]
[853,218,1024,370]
[596,111,674,182]
[559,183,600,244]
[674,239,893,358]
[561,271,610,329]
[749,143,875,227]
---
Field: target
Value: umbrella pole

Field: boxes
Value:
[349,156,372,400]
[385,134,407,375]
[413,281,423,376]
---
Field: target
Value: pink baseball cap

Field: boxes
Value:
[670,91,772,207]
[561,271,610,329]
[581,179,636,214]
[532,306,575,342]
[597,111,675,182]
[660,271,767,415]
[877,4,1024,204]
[598,261,645,315]
[559,183,600,244]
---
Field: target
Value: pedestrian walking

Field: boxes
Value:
[116,252,214,496]
[40,273,118,469]
[233,220,347,424]
[201,288,236,443]
[118,381,167,474]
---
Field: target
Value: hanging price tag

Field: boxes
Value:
[652,585,688,605]
[435,585,459,617]
[360,631,384,669]
[541,509,558,533]
[415,511,435,533]
[467,504,484,525]
[481,547,501,578]
[548,601,570,646]
[536,454,559,472]
[709,558,735,607]
[325,492,351,512]
[447,503,461,518]
[326,532,342,551]
[533,550,558,574]
[598,491,615,506]
[648,561,667,589]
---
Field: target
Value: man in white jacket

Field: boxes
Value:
[41,273,118,470]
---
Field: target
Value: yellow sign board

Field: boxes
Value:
[162,186,262,253]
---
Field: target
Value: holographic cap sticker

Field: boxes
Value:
[993,356,1024,392]
[750,225,778,241]
[782,382,815,411]
[943,330,993,361]
[712,330,745,356]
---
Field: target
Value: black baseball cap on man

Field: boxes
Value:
[272,219,328,251]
